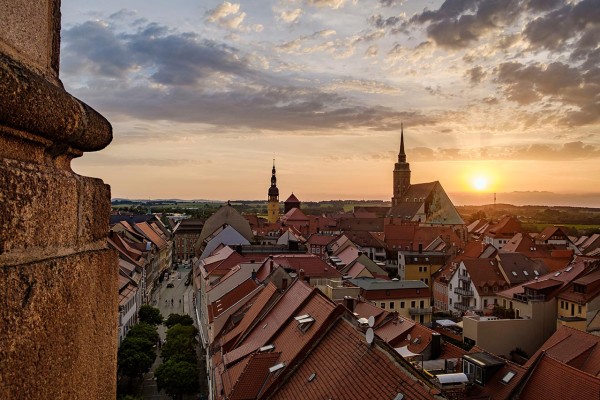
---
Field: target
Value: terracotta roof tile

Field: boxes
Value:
[271,318,439,400]
[519,354,600,400]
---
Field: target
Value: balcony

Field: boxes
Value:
[454,287,474,297]
[458,275,471,284]
[409,307,433,315]
[513,293,546,303]
[454,302,472,312]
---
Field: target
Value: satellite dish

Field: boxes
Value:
[407,333,411,340]
[366,328,374,345]
[368,316,375,328]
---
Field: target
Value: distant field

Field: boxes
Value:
[530,223,600,231]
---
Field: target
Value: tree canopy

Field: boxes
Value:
[155,360,199,399]
[138,304,163,326]
[164,313,194,328]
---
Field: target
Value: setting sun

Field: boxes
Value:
[472,176,489,191]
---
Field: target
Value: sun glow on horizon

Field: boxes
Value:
[472,176,489,191]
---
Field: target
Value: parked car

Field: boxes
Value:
[166,283,174,288]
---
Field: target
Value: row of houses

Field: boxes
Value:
[189,202,600,399]
[108,213,174,345]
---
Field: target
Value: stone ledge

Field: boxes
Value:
[0,51,112,152]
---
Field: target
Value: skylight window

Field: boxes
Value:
[554,272,561,277]
[566,266,573,272]
[296,314,315,333]
[523,271,529,276]
[269,363,285,373]
[512,271,518,276]
[501,371,516,384]
[294,314,310,321]
[534,270,539,276]
[259,344,275,352]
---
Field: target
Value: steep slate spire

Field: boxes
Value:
[271,159,277,187]
[398,122,406,163]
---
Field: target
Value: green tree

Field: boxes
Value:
[164,314,194,328]
[138,304,163,326]
[118,336,156,378]
[155,360,199,400]
[127,322,159,344]
[161,334,197,363]
[166,323,198,340]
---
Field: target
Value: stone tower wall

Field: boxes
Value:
[0,1,118,399]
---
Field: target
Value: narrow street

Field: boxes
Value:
[138,265,195,399]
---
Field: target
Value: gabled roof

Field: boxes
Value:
[536,226,570,241]
[197,204,254,250]
[134,221,168,250]
[267,254,342,279]
[284,193,300,203]
[342,254,388,278]
[518,353,600,399]
[281,207,309,223]
[201,225,252,259]
[525,325,600,376]
[270,317,439,400]
[497,253,548,285]
[223,280,314,366]
[559,268,600,304]
[459,259,507,294]
[463,349,527,400]
[223,352,281,400]
[485,215,523,238]
[208,278,260,323]
[306,233,336,246]
[221,282,280,352]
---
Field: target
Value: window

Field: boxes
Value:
[449,284,452,290]
[501,371,516,384]
[420,300,425,308]
[578,305,582,314]
[400,301,405,308]
[484,286,488,293]
[316,247,320,254]
[380,303,385,309]
[390,302,395,309]
[411,301,416,308]
[493,286,498,292]
[449,298,452,305]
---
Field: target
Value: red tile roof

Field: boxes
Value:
[221,283,280,352]
[524,325,600,376]
[269,254,342,279]
[208,278,260,323]
[519,354,600,400]
[284,193,300,203]
[222,352,282,400]
[223,280,313,366]
[270,318,439,400]
[306,233,337,246]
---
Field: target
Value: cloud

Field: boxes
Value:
[406,141,600,162]
[466,66,486,84]
[379,0,404,6]
[205,1,261,31]
[495,61,599,126]
[62,18,442,134]
[305,0,346,10]
[279,8,302,23]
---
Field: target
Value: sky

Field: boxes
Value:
[60,0,600,206]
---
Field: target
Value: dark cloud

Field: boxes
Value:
[408,141,600,162]
[495,61,599,125]
[62,20,253,86]
[466,66,486,84]
[62,18,441,133]
[368,14,402,29]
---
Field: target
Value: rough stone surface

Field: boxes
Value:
[0,250,118,400]
[0,52,113,152]
[0,1,118,398]
[0,0,56,78]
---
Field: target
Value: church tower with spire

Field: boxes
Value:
[267,160,280,223]
[392,123,411,206]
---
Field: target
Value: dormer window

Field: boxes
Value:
[295,314,315,333]
[574,284,585,294]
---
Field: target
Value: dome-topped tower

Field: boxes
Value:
[267,160,280,223]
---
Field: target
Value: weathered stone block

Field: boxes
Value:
[0,158,79,260]
[76,174,112,245]
[0,249,118,400]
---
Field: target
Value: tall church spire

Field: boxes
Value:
[398,122,406,163]
[392,123,411,206]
